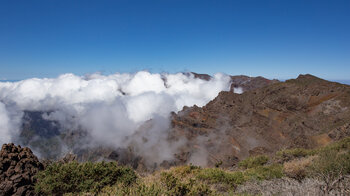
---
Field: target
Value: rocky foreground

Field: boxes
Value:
[0,144,43,196]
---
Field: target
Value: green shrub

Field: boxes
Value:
[307,148,350,193]
[161,172,184,192]
[275,148,315,162]
[274,137,350,164]
[245,164,284,181]
[160,172,213,195]
[130,183,163,196]
[320,137,350,152]
[171,164,201,177]
[35,161,137,195]
[239,155,269,169]
[187,183,213,196]
[195,165,283,191]
[196,168,245,186]
[309,149,350,180]
[104,182,163,196]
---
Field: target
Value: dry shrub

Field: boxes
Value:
[283,156,315,181]
[236,176,350,196]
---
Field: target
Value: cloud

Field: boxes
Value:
[233,87,243,94]
[0,102,22,145]
[0,102,11,144]
[0,71,231,164]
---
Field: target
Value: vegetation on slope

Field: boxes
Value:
[35,161,137,195]
[34,137,350,195]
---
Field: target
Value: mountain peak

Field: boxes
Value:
[296,74,322,80]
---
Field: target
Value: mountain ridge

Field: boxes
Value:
[169,73,350,167]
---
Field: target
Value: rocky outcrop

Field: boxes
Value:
[0,143,44,196]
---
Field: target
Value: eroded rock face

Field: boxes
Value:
[0,143,44,196]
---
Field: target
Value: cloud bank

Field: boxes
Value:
[0,71,231,164]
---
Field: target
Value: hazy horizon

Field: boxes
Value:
[1,72,350,85]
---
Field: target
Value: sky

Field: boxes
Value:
[0,0,349,80]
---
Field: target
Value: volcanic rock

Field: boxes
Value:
[0,143,44,196]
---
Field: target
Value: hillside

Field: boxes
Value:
[169,74,350,167]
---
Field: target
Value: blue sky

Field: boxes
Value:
[0,0,349,80]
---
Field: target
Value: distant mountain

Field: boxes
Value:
[229,75,279,92]
[190,72,279,92]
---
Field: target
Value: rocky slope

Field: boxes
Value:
[170,74,350,167]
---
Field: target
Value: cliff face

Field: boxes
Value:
[170,74,350,167]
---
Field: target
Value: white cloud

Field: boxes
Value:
[0,102,11,144]
[0,71,231,163]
